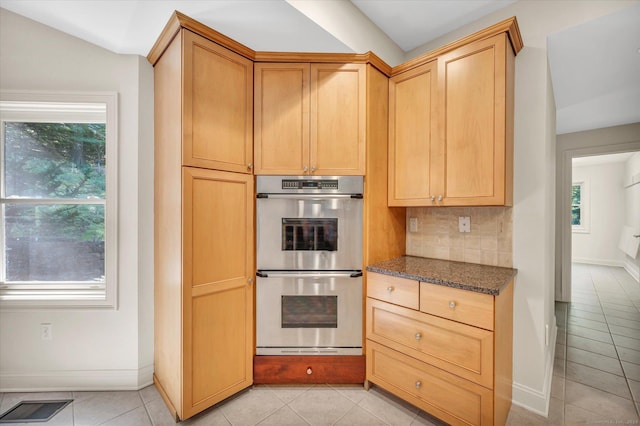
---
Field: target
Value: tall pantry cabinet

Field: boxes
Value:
[148,12,255,421]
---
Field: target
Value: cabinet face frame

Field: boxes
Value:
[182,30,254,174]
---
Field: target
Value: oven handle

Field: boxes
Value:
[257,193,362,199]
[256,271,362,279]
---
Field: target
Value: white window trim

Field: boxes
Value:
[571,179,590,234]
[0,91,118,309]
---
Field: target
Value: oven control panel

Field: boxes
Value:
[282,179,338,190]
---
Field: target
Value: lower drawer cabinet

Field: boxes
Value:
[367,298,494,388]
[367,341,493,426]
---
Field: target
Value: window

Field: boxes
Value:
[0,92,117,307]
[571,180,589,233]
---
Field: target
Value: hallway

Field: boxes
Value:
[552,263,640,423]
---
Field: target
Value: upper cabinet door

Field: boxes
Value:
[439,33,512,206]
[182,30,254,173]
[254,63,310,175]
[388,61,439,206]
[310,63,366,176]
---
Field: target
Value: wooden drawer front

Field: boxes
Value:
[367,342,493,426]
[367,272,419,309]
[420,283,494,330]
[367,298,494,388]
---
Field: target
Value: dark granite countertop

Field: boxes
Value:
[366,256,517,296]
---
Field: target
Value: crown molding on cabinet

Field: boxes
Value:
[391,16,522,76]
[147,11,521,79]
[147,10,257,65]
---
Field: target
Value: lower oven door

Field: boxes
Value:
[256,271,362,355]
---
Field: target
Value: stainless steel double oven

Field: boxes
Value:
[256,176,363,355]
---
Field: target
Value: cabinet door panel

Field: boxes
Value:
[182,167,254,418]
[388,62,438,206]
[254,63,309,175]
[440,34,507,205]
[367,341,493,426]
[367,298,494,388]
[310,63,366,175]
[183,30,253,173]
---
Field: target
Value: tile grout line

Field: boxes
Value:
[602,267,640,418]
[566,266,639,420]
[576,265,640,417]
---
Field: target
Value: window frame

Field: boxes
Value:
[571,179,590,234]
[0,91,118,308]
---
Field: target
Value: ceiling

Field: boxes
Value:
[1,0,638,135]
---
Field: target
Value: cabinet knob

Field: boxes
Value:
[415,381,422,389]
[430,195,435,202]
[303,166,309,173]
[449,300,456,309]
[247,163,253,170]
[438,195,443,201]
[248,278,254,285]
[311,166,316,173]
[386,286,394,293]
[306,367,313,375]
[415,332,422,341]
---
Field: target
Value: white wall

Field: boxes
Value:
[572,162,626,266]
[624,153,640,280]
[0,8,154,391]
[406,0,639,415]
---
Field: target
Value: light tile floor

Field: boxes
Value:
[1,263,638,425]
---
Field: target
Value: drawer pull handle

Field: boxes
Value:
[386,286,394,293]
[415,381,422,389]
[415,332,422,341]
[449,300,456,309]
[306,367,312,375]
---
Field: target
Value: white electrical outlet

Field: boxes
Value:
[458,216,471,233]
[41,323,52,341]
[409,217,418,233]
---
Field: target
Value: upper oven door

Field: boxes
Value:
[256,194,362,270]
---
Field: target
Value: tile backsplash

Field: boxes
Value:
[406,207,513,268]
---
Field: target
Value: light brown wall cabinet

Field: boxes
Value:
[254,62,366,175]
[388,61,439,205]
[149,15,255,421]
[182,30,254,173]
[389,24,520,207]
[366,272,514,426]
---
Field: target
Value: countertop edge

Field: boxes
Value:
[366,260,517,296]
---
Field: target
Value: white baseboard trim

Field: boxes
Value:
[511,324,557,417]
[624,259,640,283]
[0,365,154,392]
[572,257,625,268]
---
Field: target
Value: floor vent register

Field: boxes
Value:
[0,400,72,423]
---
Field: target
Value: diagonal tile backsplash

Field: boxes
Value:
[406,207,513,268]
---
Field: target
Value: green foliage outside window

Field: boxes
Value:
[3,122,106,281]
[571,183,582,227]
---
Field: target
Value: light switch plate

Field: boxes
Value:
[409,217,418,233]
[458,216,471,233]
